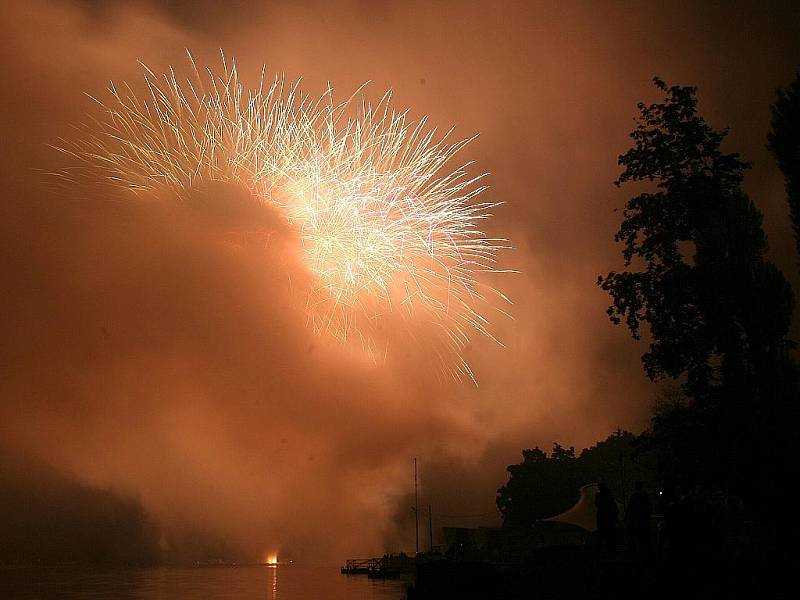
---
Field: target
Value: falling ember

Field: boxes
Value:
[55,51,512,381]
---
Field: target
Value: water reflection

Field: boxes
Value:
[0,565,405,600]
[269,564,278,600]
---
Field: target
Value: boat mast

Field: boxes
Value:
[428,503,433,552]
[414,457,419,555]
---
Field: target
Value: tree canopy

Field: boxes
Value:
[599,77,797,506]
[496,431,654,528]
[598,78,794,399]
[768,71,800,264]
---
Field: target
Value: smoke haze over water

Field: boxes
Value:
[1,0,798,562]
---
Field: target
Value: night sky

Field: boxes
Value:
[1,0,798,562]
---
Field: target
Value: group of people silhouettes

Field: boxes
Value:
[595,481,652,554]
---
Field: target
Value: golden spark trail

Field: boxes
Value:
[55,52,511,381]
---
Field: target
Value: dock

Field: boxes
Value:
[340,558,383,575]
[341,554,416,578]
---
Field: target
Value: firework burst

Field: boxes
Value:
[55,51,511,381]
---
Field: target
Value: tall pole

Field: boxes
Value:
[428,504,433,552]
[414,458,419,555]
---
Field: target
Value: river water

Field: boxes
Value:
[0,565,407,600]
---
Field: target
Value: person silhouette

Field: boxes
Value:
[625,481,652,556]
[595,482,618,553]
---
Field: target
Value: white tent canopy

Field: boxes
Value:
[543,483,600,532]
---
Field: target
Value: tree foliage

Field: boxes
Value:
[599,78,798,509]
[496,431,654,528]
[768,71,800,263]
[598,78,794,398]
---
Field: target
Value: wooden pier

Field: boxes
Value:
[340,558,383,575]
[341,554,416,578]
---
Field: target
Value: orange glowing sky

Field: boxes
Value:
[1,0,798,562]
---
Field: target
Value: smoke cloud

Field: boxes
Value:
[1,0,798,562]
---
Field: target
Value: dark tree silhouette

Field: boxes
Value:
[768,71,800,262]
[496,444,579,527]
[598,78,793,398]
[599,78,797,510]
[496,431,654,528]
